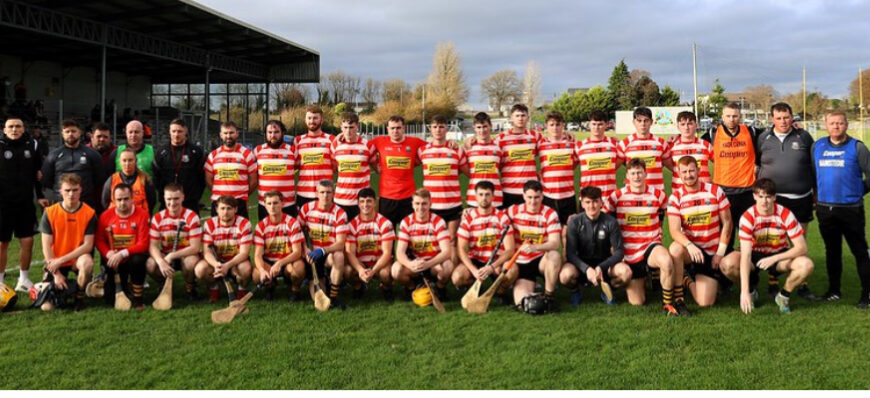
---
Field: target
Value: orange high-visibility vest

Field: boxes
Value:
[109,172,148,213]
[712,125,756,189]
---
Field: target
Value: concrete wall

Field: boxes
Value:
[0,54,151,121]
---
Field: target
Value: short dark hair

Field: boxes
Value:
[723,102,741,112]
[164,182,184,194]
[93,122,111,132]
[340,112,359,125]
[523,180,543,193]
[263,190,283,202]
[676,111,697,123]
[216,195,238,208]
[473,112,491,126]
[220,121,239,131]
[770,102,793,116]
[169,118,187,128]
[61,119,81,131]
[266,119,286,133]
[474,180,495,193]
[388,115,405,125]
[752,178,777,196]
[358,187,376,200]
[112,183,132,196]
[305,105,324,115]
[545,111,564,124]
[430,114,448,125]
[510,104,528,115]
[579,186,602,200]
[589,110,607,122]
[633,107,652,120]
[627,158,647,171]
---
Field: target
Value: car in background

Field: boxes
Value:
[566,122,580,131]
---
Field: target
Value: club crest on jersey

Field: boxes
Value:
[791,142,800,150]
[597,229,606,240]
[80,156,88,165]
[24,150,31,159]
[182,155,189,162]
[3,150,11,159]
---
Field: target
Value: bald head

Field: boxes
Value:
[125,120,144,148]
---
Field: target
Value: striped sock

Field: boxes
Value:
[662,288,673,306]
[674,285,685,303]
[329,284,340,298]
[131,284,144,298]
[768,276,779,288]
[682,275,694,289]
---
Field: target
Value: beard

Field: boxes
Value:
[268,137,282,148]
[64,136,80,147]
[307,121,322,132]
[223,138,237,148]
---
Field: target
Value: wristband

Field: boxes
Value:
[716,242,728,257]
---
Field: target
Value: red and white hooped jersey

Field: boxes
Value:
[331,137,376,207]
[204,144,257,201]
[298,201,349,250]
[149,208,202,253]
[576,136,619,199]
[457,208,513,263]
[398,213,449,260]
[254,143,296,207]
[418,142,466,210]
[667,136,714,191]
[506,204,561,265]
[295,132,336,200]
[618,134,670,192]
[497,130,540,195]
[739,204,803,255]
[347,213,395,268]
[538,135,578,200]
[203,215,252,262]
[606,185,667,264]
[254,214,304,263]
[465,140,503,208]
[667,182,730,256]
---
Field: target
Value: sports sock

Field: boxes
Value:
[131,284,144,298]
[674,285,685,303]
[20,270,29,280]
[185,282,194,293]
[329,284,340,298]
[768,276,779,288]
[544,290,554,297]
[780,288,791,298]
[662,288,673,305]
[682,275,694,288]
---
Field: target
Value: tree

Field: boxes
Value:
[743,84,777,113]
[848,68,870,112]
[426,41,469,114]
[480,69,522,116]
[660,85,681,106]
[781,90,829,120]
[522,61,541,112]
[323,71,361,105]
[633,75,661,107]
[551,86,611,122]
[382,79,412,104]
[707,79,728,119]
[361,78,381,110]
[607,59,632,111]
[271,83,309,111]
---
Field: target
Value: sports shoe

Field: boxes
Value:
[289,290,304,303]
[857,291,870,309]
[570,288,582,307]
[187,288,200,302]
[796,285,818,301]
[820,291,841,302]
[401,287,413,302]
[767,284,779,300]
[352,287,365,300]
[436,286,449,302]
[750,289,759,303]
[662,303,679,317]
[14,278,33,293]
[264,284,275,301]
[674,300,692,317]
[600,292,615,305]
[74,298,85,312]
[381,287,395,302]
[774,292,791,314]
[500,290,513,306]
[208,288,219,303]
[329,297,347,310]
[133,297,145,311]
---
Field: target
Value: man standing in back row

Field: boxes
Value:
[152,118,206,212]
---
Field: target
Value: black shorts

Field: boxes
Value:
[0,201,37,241]
[379,197,412,228]
[685,250,721,279]
[542,196,577,226]
[256,204,298,221]
[517,257,543,282]
[304,256,327,280]
[629,243,661,280]
[338,203,360,223]
[211,199,249,219]
[776,195,814,223]
[500,193,525,210]
[432,206,463,223]
[750,250,786,278]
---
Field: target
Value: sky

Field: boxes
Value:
[198,0,870,108]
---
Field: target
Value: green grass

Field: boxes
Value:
[2,161,870,389]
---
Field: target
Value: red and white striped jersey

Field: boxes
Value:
[538,135,578,200]
[667,182,731,255]
[398,213,449,260]
[738,204,803,255]
[298,201,349,250]
[576,136,619,199]
[506,204,561,264]
[254,214,304,263]
[294,132,336,200]
[202,215,252,262]
[254,143,296,207]
[204,144,257,201]
[606,186,667,264]
[465,140,503,208]
[497,130,540,195]
[618,134,670,192]
[457,208,512,263]
[667,136,714,191]
[347,213,395,268]
[418,142,466,210]
[149,208,201,253]
[331,137,375,207]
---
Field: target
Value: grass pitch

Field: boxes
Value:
[2,155,870,389]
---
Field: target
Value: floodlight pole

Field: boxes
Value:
[692,42,698,117]
[861,67,865,141]
[101,44,107,127]
[802,66,807,123]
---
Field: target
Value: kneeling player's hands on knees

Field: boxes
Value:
[476,265,493,280]
[214,264,228,278]
[756,257,775,270]
[586,268,600,286]
[270,265,282,278]
[54,273,67,290]
[687,243,704,264]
